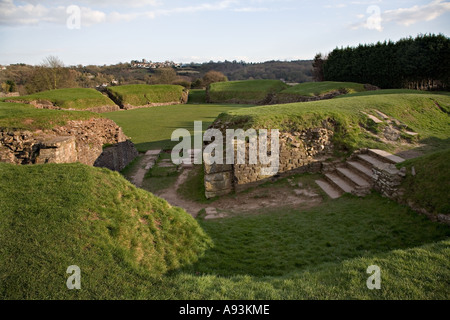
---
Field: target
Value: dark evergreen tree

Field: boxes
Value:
[322,34,449,90]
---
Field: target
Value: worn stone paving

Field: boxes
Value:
[130,149,161,187]
[129,149,324,219]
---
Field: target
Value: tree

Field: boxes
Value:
[1,80,16,93]
[43,56,65,90]
[202,70,227,87]
[323,34,450,90]
[191,78,203,89]
[26,56,77,93]
[151,68,177,84]
[312,53,325,82]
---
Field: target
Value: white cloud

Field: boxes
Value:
[234,7,269,12]
[18,0,161,8]
[324,3,347,9]
[350,0,382,5]
[383,0,450,26]
[350,0,450,31]
[0,0,106,26]
[0,0,243,26]
[153,1,237,15]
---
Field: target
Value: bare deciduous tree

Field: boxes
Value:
[203,70,227,87]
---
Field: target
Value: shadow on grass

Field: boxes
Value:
[177,193,450,278]
[133,121,214,152]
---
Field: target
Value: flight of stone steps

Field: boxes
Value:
[315,149,405,199]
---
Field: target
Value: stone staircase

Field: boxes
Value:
[315,149,405,199]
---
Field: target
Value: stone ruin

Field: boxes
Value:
[204,120,335,198]
[0,118,138,171]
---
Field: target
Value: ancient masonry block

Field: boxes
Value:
[35,136,77,164]
[372,164,405,198]
[0,118,138,171]
[204,125,335,198]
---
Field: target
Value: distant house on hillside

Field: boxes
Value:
[131,59,181,69]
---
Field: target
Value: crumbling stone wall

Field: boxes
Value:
[4,99,120,113]
[0,118,138,171]
[371,162,449,225]
[372,163,405,198]
[204,123,335,198]
[0,92,20,98]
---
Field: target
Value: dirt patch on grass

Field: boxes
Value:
[211,184,322,215]
[155,167,324,218]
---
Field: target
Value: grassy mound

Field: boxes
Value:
[398,149,450,215]
[335,89,450,99]
[0,102,98,131]
[208,80,289,103]
[3,88,116,110]
[280,81,366,97]
[106,84,187,107]
[216,93,450,152]
[0,163,211,299]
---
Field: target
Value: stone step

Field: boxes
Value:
[357,154,388,170]
[374,109,390,120]
[145,149,162,156]
[362,111,383,124]
[336,167,371,188]
[324,173,355,194]
[404,131,419,136]
[315,179,342,199]
[347,160,372,177]
[368,149,405,164]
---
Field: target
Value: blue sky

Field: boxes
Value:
[0,0,449,65]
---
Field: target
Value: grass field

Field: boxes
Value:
[280,81,366,97]
[106,84,186,107]
[1,164,448,299]
[1,83,449,300]
[208,80,289,103]
[186,193,449,277]
[3,88,115,110]
[216,92,450,152]
[0,102,98,131]
[104,103,256,151]
[154,193,450,300]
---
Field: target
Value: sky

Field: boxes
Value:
[0,0,449,66]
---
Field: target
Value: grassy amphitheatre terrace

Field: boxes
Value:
[0,102,98,131]
[105,84,187,108]
[279,81,366,97]
[0,162,449,299]
[2,88,116,110]
[207,79,289,103]
[214,92,450,153]
[0,82,449,300]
